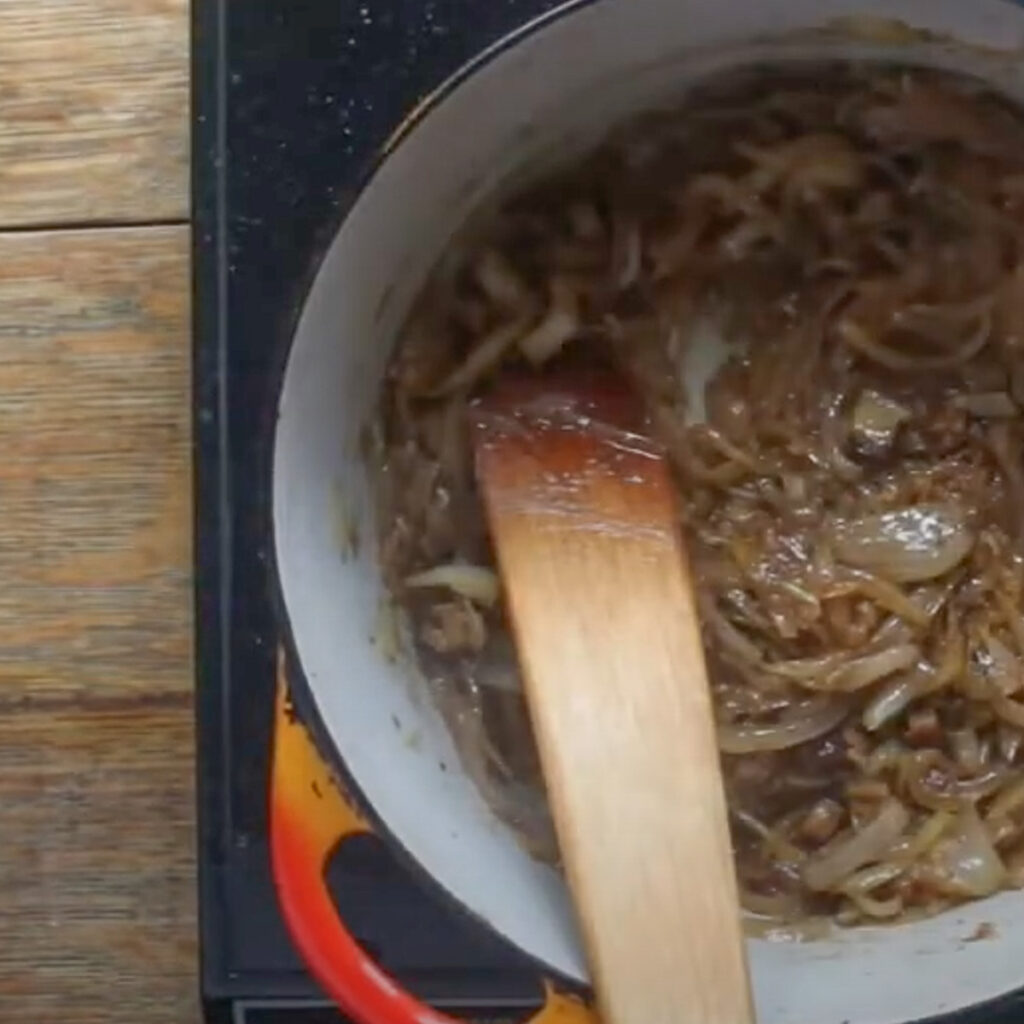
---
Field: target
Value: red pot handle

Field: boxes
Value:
[270,652,598,1024]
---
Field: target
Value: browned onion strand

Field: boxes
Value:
[375,63,1024,929]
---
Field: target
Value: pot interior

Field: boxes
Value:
[273,1,1024,1020]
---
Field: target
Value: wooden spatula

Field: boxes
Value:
[470,367,754,1024]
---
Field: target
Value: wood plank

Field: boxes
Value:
[0,702,196,1023]
[0,0,188,228]
[0,225,195,1021]
[0,226,191,705]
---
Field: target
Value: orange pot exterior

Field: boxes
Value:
[269,652,598,1024]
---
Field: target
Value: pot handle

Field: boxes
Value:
[270,655,597,1024]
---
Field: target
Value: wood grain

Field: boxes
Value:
[0,226,191,703]
[0,703,196,1024]
[473,380,753,1024]
[0,0,188,228]
[0,227,195,1023]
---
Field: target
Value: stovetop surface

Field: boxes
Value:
[193,1,568,1020]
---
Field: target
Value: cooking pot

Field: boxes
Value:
[270,1,1024,1021]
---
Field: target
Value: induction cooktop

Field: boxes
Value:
[192,2,568,1021]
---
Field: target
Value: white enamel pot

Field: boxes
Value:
[271,2,1024,1022]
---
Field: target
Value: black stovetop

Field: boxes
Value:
[192,2,569,1021]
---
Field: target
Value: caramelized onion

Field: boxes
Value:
[717,698,849,754]
[831,506,974,583]
[850,389,909,453]
[815,644,919,693]
[518,279,580,365]
[926,806,1006,898]
[405,564,501,607]
[378,63,1024,928]
[862,665,933,731]
[804,799,909,892]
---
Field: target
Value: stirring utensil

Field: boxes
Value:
[470,366,754,1024]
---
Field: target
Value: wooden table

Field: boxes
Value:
[0,3,194,1021]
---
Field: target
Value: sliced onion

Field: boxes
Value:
[886,810,954,866]
[730,807,805,861]
[611,213,642,289]
[800,798,845,843]
[903,752,1010,812]
[863,738,908,776]
[927,805,1006,898]
[717,697,849,754]
[995,590,1024,660]
[985,774,1024,822]
[993,693,1024,730]
[816,644,919,693]
[844,888,904,919]
[405,564,500,607]
[705,603,764,665]
[840,862,906,918]
[850,388,909,453]
[518,279,580,365]
[803,798,910,892]
[862,664,933,731]
[998,724,1023,763]
[431,315,533,395]
[831,504,974,583]
[979,632,1024,696]
[474,248,531,312]
[837,313,991,371]
[868,580,957,647]
[848,569,932,627]
[766,652,845,681]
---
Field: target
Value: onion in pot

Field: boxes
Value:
[926,805,1006,898]
[999,724,1023,763]
[803,798,909,892]
[717,697,849,754]
[840,862,906,918]
[405,564,501,607]
[903,751,1010,812]
[836,312,992,371]
[767,652,846,682]
[377,64,1024,928]
[705,601,764,665]
[993,693,1024,730]
[847,570,932,628]
[862,664,933,731]
[985,774,1024,822]
[814,644,919,693]
[474,248,531,312]
[849,388,910,456]
[977,632,1024,696]
[887,810,954,865]
[831,505,975,583]
[517,279,580,365]
[799,798,845,844]
[431,314,534,395]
